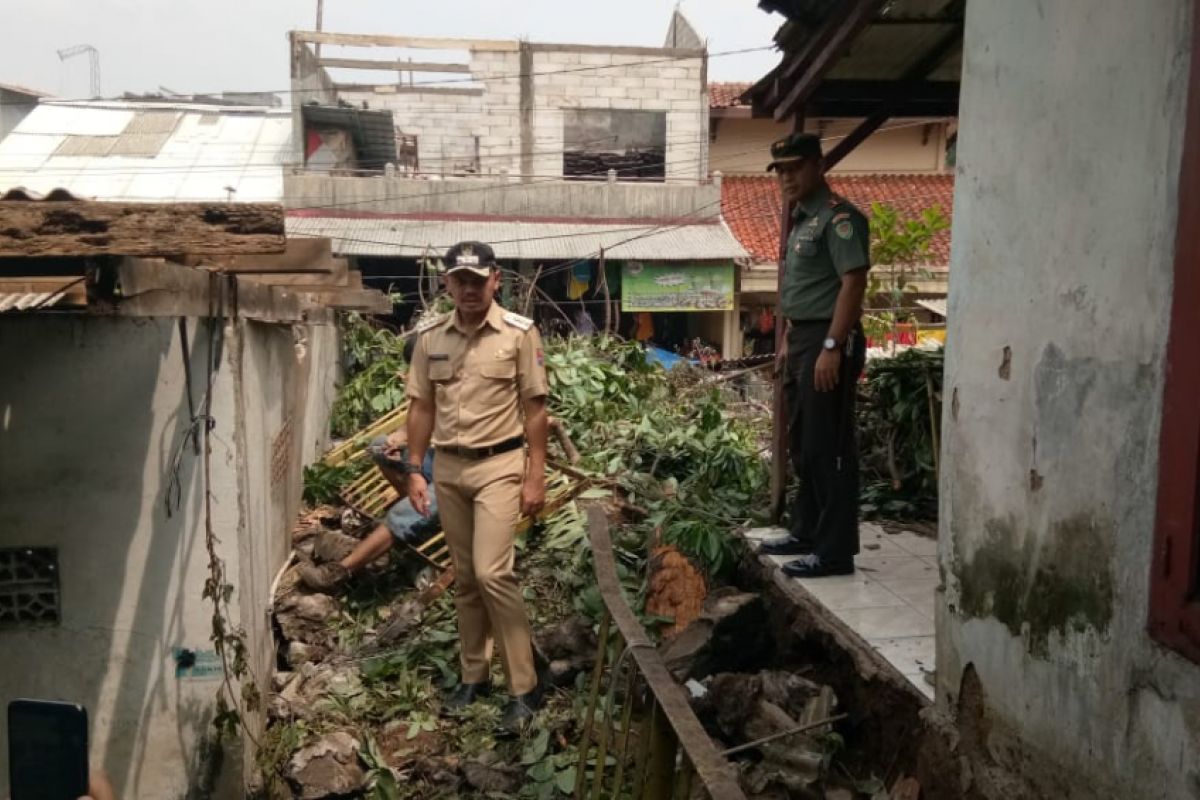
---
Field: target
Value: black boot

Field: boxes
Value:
[759,536,812,556]
[442,681,492,714]
[499,683,544,734]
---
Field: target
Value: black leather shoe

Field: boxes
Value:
[759,536,813,556]
[499,684,544,734]
[782,557,854,578]
[442,681,492,714]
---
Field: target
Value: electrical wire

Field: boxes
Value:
[0,44,773,108]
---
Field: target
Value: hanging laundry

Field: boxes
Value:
[635,312,654,342]
[567,262,593,300]
[574,304,597,335]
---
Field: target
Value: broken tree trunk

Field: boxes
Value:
[0,201,285,256]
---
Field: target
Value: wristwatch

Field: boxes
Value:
[823,337,839,351]
[402,461,424,475]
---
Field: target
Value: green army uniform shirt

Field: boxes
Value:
[781,184,871,321]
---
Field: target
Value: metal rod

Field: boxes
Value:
[610,670,638,798]
[630,701,654,800]
[575,612,612,799]
[644,703,679,799]
[717,714,848,757]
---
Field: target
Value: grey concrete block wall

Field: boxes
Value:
[326,41,707,182]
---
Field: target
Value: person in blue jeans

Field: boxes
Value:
[298,431,441,591]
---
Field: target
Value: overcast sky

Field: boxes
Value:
[1,0,783,100]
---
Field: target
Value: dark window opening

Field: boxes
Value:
[563,109,667,181]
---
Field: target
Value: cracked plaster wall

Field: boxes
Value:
[0,316,339,799]
[939,0,1200,797]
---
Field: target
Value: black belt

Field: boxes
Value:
[438,436,524,460]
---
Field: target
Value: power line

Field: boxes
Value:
[0,44,772,108]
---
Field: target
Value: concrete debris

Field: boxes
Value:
[286,731,365,799]
[692,671,838,798]
[534,616,597,687]
[276,592,340,645]
[645,545,707,638]
[287,641,330,669]
[660,588,770,681]
[461,753,523,794]
[340,507,369,530]
[373,597,426,645]
[312,531,359,564]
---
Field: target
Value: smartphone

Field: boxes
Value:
[7,700,89,800]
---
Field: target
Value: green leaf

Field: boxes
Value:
[555,766,577,794]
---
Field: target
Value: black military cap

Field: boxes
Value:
[767,132,823,171]
[444,241,498,277]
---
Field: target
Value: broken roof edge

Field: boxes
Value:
[290,29,706,57]
[41,98,291,116]
[0,83,51,98]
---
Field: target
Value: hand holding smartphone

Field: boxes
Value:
[8,700,89,800]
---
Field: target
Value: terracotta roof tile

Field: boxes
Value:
[709,82,752,109]
[721,173,955,264]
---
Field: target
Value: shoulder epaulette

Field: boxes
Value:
[502,311,534,331]
[415,313,449,333]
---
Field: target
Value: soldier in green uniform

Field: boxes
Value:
[759,133,870,577]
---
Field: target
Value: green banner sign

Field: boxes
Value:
[620,262,734,312]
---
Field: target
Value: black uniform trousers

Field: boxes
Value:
[784,320,866,566]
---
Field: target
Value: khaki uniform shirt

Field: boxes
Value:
[781,184,870,321]
[407,302,549,449]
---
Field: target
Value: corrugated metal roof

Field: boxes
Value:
[916,298,947,317]
[285,214,749,261]
[0,291,69,313]
[0,100,293,202]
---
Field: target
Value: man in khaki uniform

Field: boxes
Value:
[405,241,549,733]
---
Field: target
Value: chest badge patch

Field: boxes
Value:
[834,220,855,240]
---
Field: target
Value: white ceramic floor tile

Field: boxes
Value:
[871,636,936,675]
[793,577,907,611]
[911,601,936,620]
[879,577,938,605]
[837,606,935,639]
[884,531,939,557]
[858,527,909,556]
[855,555,938,583]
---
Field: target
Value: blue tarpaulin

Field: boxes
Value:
[644,346,696,369]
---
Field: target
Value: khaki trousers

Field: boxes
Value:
[434,448,537,695]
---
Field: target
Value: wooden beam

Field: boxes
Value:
[822,25,962,169]
[333,83,483,96]
[297,287,392,314]
[293,30,519,52]
[319,57,471,73]
[0,202,285,257]
[91,258,306,322]
[774,0,888,122]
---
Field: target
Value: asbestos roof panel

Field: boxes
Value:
[916,298,947,317]
[15,104,134,136]
[0,101,293,202]
[286,214,749,261]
